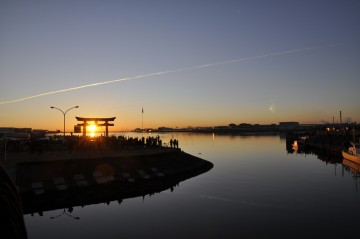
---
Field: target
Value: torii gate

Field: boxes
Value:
[76,117,116,138]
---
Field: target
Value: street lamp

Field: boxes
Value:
[50,106,79,141]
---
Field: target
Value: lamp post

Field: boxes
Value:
[50,106,79,141]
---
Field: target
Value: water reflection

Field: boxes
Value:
[16,133,360,238]
[342,159,360,191]
[50,207,80,220]
[285,140,360,190]
[17,151,213,216]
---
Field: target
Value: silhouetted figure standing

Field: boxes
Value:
[173,139,179,148]
[170,139,173,148]
[141,137,145,147]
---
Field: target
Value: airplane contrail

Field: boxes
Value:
[0,45,328,105]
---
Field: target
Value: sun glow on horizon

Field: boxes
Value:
[88,124,97,137]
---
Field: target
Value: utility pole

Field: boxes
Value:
[340,110,342,126]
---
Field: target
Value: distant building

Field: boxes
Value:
[31,129,49,139]
[0,127,32,133]
[158,127,173,132]
[0,127,15,132]
[0,127,31,140]
[344,117,352,124]
[238,123,252,128]
[74,126,82,133]
[279,122,299,130]
[214,126,228,129]
[32,129,48,134]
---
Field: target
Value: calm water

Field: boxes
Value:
[24,133,360,239]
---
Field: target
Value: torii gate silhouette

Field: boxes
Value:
[76,117,116,138]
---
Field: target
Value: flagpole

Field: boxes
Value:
[142,106,144,134]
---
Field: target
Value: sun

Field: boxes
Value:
[88,124,97,132]
[88,124,97,137]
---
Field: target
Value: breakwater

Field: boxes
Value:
[9,148,213,215]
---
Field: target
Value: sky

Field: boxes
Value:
[1,0,360,131]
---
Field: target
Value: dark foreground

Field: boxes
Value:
[1,148,213,238]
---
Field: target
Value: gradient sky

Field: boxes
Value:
[1,0,360,131]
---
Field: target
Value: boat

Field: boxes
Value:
[292,137,307,150]
[292,140,299,150]
[342,127,360,164]
[342,142,360,164]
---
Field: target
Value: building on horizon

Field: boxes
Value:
[279,122,300,131]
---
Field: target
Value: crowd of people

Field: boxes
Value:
[169,139,179,148]
[0,134,180,154]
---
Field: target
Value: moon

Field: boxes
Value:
[269,104,275,113]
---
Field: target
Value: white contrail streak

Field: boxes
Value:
[0,46,327,105]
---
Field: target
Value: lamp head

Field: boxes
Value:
[50,106,54,108]
[75,106,79,108]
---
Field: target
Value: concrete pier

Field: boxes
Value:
[2,147,213,215]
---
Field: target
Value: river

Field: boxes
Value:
[24,132,360,238]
